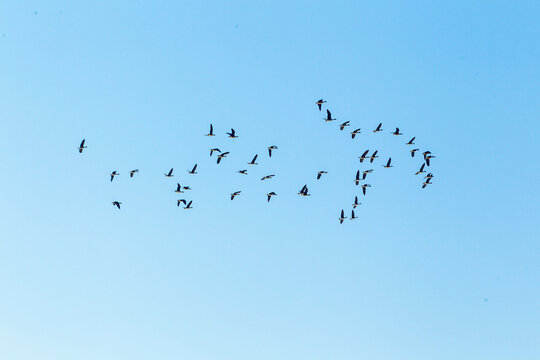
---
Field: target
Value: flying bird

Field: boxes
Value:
[237,169,248,175]
[373,123,383,133]
[350,210,358,220]
[339,121,350,130]
[182,186,191,191]
[410,148,419,157]
[392,128,402,135]
[231,191,241,200]
[317,170,327,180]
[226,128,238,138]
[360,183,371,195]
[316,99,326,111]
[210,148,221,156]
[205,124,215,136]
[177,199,186,207]
[112,201,121,209]
[261,174,275,181]
[422,178,432,189]
[217,152,229,164]
[188,164,197,174]
[184,200,193,209]
[324,109,336,122]
[415,163,426,175]
[298,185,310,196]
[425,173,434,180]
[383,158,393,168]
[350,128,361,139]
[425,155,436,166]
[369,150,378,163]
[164,168,174,177]
[77,139,87,153]
[354,170,365,185]
[110,171,119,182]
[129,169,139,178]
[359,150,369,163]
[174,183,184,193]
[268,145,278,157]
[339,210,347,224]
[267,192,277,202]
[353,196,361,208]
[406,137,415,145]
[248,154,258,165]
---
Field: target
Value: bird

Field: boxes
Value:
[248,154,258,165]
[339,121,350,130]
[425,173,434,180]
[226,128,238,138]
[112,201,121,209]
[360,183,371,195]
[324,109,336,122]
[359,150,369,163]
[129,169,139,177]
[339,210,347,224]
[267,192,277,202]
[354,170,364,185]
[205,124,215,136]
[261,174,275,181]
[210,148,221,156]
[231,191,241,200]
[184,200,193,209]
[369,150,378,163]
[77,139,87,153]
[422,178,432,189]
[362,169,374,175]
[317,170,327,180]
[164,168,174,177]
[174,183,184,193]
[298,185,310,196]
[177,199,186,207]
[373,123,383,133]
[350,210,358,220]
[350,128,361,139]
[425,155,436,166]
[392,127,402,135]
[237,169,248,175]
[316,99,326,111]
[406,137,415,145]
[383,158,392,168]
[188,164,197,174]
[110,171,119,182]
[182,186,191,191]
[415,163,426,175]
[268,145,278,157]
[217,152,229,164]
[423,151,431,160]
[410,148,419,157]
[353,196,361,208]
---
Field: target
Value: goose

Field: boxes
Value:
[77,139,87,153]
[353,196,361,208]
[415,163,426,175]
[425,173,434,180]
[350,210,358,220]
[339,121,350,130]
[217,152,229,164]
[383,157,393,168]
[268,145,278,157]
[112,201,121,209]
[425,155,436,166]
[392,127,402,135]
[164,168,174,177]
[410,148,419,157]
[298,185,310,196]
[317,170,327,180]
[406,137,415,145]
[129,169,139,177]
[238,169,248,175]
[324,109,336,122]
[110,171,119,182]
[422,178,432,189]
[182,186,191,191]
[362,169,374,175]
[205,124,215,136]
[177,199,186,207]
[369,150,378,163]
[316,99,326,111]
[184,200,193,209]
[423,151,432,161]
[248,154,258,165]
[339,209,347,224]
[350,128,361,139]
[210,148,221,156]
[360,183,371,196]
[354,170,363,185]
[359,150,369,163]
[267,192,277,202]
[231,191,241,200]
[226,128,238,138]
[261,174,275,181]
[188,164,197,174]
[373,123,383,133]
[174,183,184,193]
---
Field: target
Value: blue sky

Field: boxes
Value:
[0,1,539,359]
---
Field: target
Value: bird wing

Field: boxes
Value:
[376,123,381,130]
[192,164,197,172]
[327,109,331,118]
[317,173,321,180]
[80,139,85,147]
[362,150,369,157]
[168,168,173,176]
[387,158,391,166]
[363,187,366,195]
[187,201,192,207]
[341,210,344,218]
[356,170,360,180]
[268,148,272,157]
[217,157,221,164]
[251,154,258,163]
[210,124,213,134]
[318,103,322,111]
[231,128,235,136]
[420,163,425,171]
[426,158,430,166]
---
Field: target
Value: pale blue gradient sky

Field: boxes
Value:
[0,1,539,359]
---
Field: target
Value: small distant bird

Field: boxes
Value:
[110,171,119,182]
[350,210,358,220]
[129,169,139,177]
[267,192,277,202]
[210,148,221,156]
[324,109,336,122]
[112,201,121,209]
[383,158,393,168]
[359,150,369,163]
[410,148,419,157]
[406,137,415,145]
[261,174,275,181]
[226,128,238,138]
[205,124,215,136]
[177,199,186,207]
[188,164,197,174]
[339,210,347,224]
[164,168,174,177]
[353,196,361,208]
[248,154,258,165]
[423,151,431,160]
[231,191,241,200]
[373,123,383,133]
[350,128,361,139]
[425,155,436,166]
[182,186,191,191]
[354,170,365,185]
[238,169,248,175]
[268,145,278,157]
[317,170,327,180]
[217,152,229,164]
[360,183,371,195]
[422,178,432,189]
[339,121,350,130]
[298,185,310,196]
[316,99,326,111]
[392,128,402,135]
[415,163,426,175]
[425,173,434,180]
[369,150,378,163]
[77,139,87,153]
[174,183,184,193]
[362,169,374,175]
[184,200,193,209]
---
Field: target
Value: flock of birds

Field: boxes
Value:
[77,99,436,223]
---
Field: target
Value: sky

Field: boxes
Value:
[0,1,539,359]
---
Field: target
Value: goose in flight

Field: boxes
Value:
[339,210,347,224]
[237,169,248,175]
[316,99,326,111]
[184,200,193,209]
[129,169,139,177]
[423,151,431,161]
[373,123,383,133]
[369,150,378,163]
[350,210,358,220]
[164,168,174,177]
[298,185,310,196]
[353,196,361,208]
[205,124,215,136]
[210,148,221,156]
[415,163,426,175]
[267,192,277,202]
[174,183,184,193]
[422,178,432,189]
[339,121,350,130]
[317,170,327,180]
[354,170,366,185]
[406,137,415,145]
[392,128,402,135]
[261,174,275,181]
[112,201,121,209]
[383,158,393,168]
[425,155,436,166]
[226,128,238,138]
[78,139,87,153]
[324,109,336,122]
[231,191,241,200]
[182,186,191,191]
[217,152,229,164]
[177,199,186,207]
[268,145,278,157]
[360,183,371,195]
[410,148,419,157]
[350,128,361,139]
[110,171,119,182]
[248,154,258,165]
[359,150,369,163]
[188,164,198,174]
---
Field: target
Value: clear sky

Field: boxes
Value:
[0,1,539,359]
